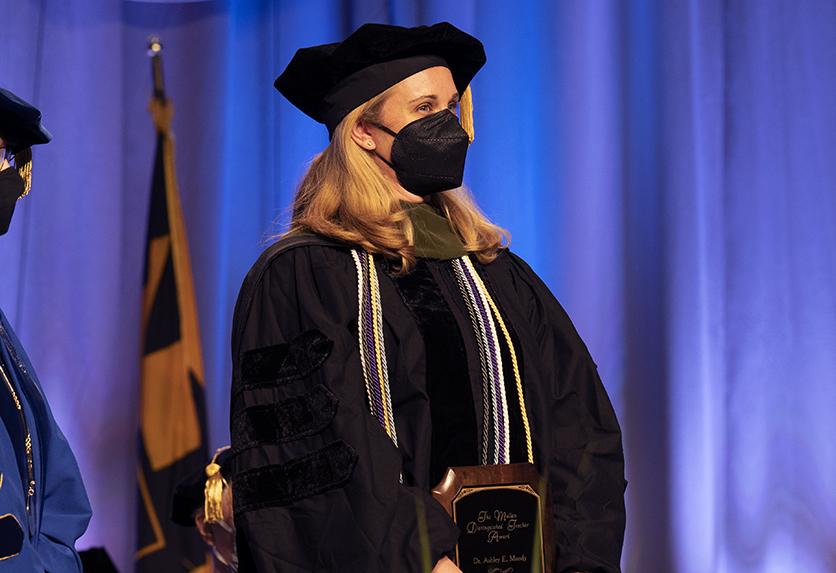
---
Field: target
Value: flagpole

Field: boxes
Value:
[147,37,173,135]
[145,37,205,381]
[137,35,209,572]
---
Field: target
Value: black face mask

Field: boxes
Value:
[0,168,25,236]
[371,110,470,196]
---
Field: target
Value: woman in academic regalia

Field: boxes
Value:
[228,23,626,573]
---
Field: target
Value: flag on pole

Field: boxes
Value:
[136,38,210,573]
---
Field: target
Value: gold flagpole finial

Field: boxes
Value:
[146,35,173,132]
[147,36,163,56]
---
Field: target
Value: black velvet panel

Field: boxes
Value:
[233,441,358,514]
[232,385,339,450]
[0,514,23,560]
[240,329,333,387]
[388,259,479,486]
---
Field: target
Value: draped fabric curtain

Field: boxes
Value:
[1,1,834,571]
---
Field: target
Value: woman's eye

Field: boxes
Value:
[448,102,459,112]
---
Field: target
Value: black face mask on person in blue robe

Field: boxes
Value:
[0,168,25,236]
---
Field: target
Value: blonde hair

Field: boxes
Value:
[285,89,509,272]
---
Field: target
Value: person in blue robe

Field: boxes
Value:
[0,87,91,571]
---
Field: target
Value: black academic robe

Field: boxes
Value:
[228,234,626,573]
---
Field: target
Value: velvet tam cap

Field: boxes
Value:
[0,88,51,154]
[274,22,486,138]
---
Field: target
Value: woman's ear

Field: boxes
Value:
[350,119,377,151]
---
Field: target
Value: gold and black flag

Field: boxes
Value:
[136,39,210,573]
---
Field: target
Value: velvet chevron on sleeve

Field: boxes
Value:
[228,235,459,573]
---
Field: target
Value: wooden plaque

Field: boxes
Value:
[432,463,554,573]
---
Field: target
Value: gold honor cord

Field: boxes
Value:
[0,364,36,511]
[352,250,403,484]
[352,251,376,418]
[463,257,535,464]
[451,258,501,464]
[368,254,396,441]
[351,250,399,447]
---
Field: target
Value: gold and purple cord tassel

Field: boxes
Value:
[452,257,510,464]
[352,250,398,448]
[453,256,534,466]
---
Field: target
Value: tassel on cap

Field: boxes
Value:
[460,85,475,143]
[15,148,33,197]
[204,446,230,524]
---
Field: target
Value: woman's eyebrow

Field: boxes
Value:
[408,94,438,103]
[407,92,460,104]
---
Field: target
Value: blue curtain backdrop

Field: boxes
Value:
[1,1,834,571]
